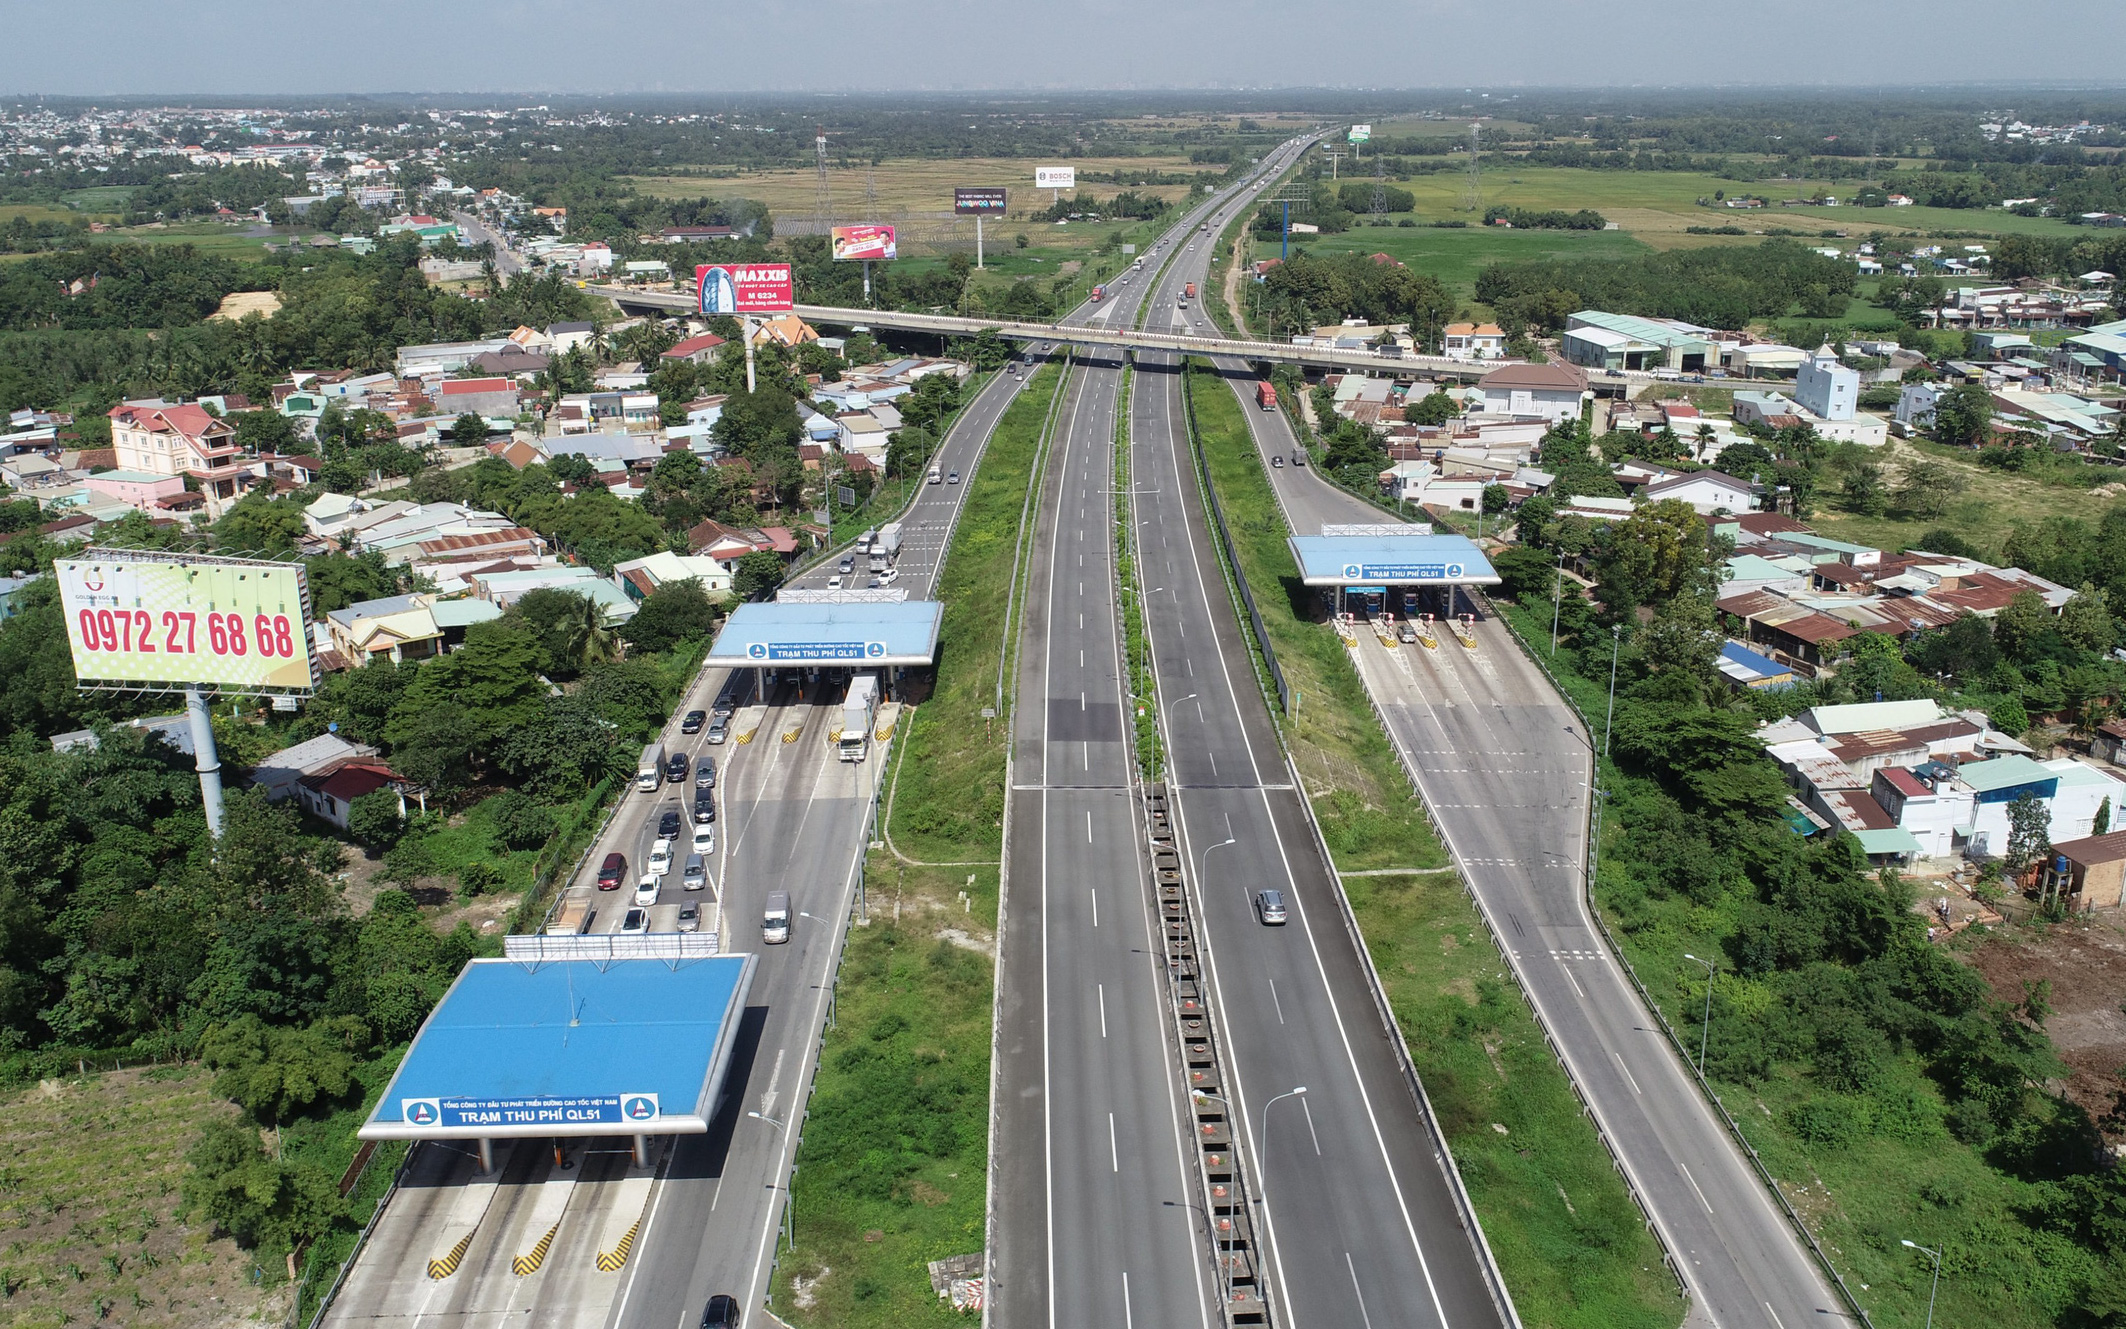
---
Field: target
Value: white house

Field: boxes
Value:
[1895,382,1944,430]
[1794,344,1859,421]
[1642,470,1759,516]
[1473,362,1588,424]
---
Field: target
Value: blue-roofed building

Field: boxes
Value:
[1718,641,1797,691]
[708,600,944,669]
[1286,533,1498,588]
[360,954,755,1149]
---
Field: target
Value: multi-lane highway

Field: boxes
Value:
[1204,294,1848,1326]
[1113,156,1510,1329]
[988,149,1318,1329]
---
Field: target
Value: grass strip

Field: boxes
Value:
[771,363,1063,1327]
[878,363,1062,867]
[1114,365,1162,782]
[1186,367,1684,1329]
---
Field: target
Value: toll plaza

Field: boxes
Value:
[1287,527,1499,626]
[706,599,944,695]
[360,952,756,1171]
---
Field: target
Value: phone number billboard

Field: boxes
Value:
[696,263,794,315]
[58,552,316,692]
[830,224,897,262]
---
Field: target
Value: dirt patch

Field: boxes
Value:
[932,926,993,957]
[0,1066,279,1329]
[206,290,280,321]
[1965,914,2126,1136]
[906,1179,950,1207]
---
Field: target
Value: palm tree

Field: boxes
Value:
[554,592,619,670]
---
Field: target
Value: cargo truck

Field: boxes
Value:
[878,522,902,558]
[1184,281,1197,299]
[1090,285,1105,302]
[1256,381,1278,411]
[839,673,880,762]
[637,741,666,791]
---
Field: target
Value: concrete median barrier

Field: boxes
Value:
[425,1168,503,1279]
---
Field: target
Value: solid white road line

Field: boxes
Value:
[1681,1163,1715,1215]
[1616,1052,1645,1096]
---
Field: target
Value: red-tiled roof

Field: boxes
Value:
[663,333,727,359]
[299,761,400,804]
[438,377,513,396]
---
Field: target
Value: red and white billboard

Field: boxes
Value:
[695,263,794,315]
[830,224,898,262]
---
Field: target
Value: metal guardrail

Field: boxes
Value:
[501,932,722,962]
[298,1140,417,1329]
[1483,599,1880,1329]
[1180,362,1291,717]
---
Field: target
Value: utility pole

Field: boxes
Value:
[1460,123,1483,213]
[813,127,833,238]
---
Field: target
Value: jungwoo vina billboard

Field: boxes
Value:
[954,187,1007,216]
[695,263,794,315]
[829,224,897,262]
[57,550,316,692]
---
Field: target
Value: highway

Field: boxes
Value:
[1206,312,1848,1324]
[987,149,1317,1329]
[1122,154,1508,1329]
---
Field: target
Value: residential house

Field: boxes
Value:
[298,761,405,832]
[1472,362,1588,423]
[250,733,380,804]
[434,377,521,419]
[2046,831,2126,911]
[1440,322,1507,361]
[1642,469,1758,515]
[1794,345,1859,421]
[107,400,246,518]
[326,594,445,665]
[661,332,728,365]
[612,550,735,601]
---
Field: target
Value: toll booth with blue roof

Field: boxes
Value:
[1286,531,1499,618]
[707,601,943,687]
[359,954,756,1170]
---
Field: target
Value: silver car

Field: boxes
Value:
[1255,890,1288,926]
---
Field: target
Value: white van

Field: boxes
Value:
[927,465,943,485]
[762,891,791,945]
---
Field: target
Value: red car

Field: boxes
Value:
[596,852,627,890]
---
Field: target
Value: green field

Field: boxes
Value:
[60,185,137,213]
[1279,225,1652,303]
[1806,437,2126,560]
[107,221,291,260]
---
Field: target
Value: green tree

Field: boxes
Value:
[1932,383,1995,448]
[181,1118,340,1255]
[346,788,403,849]
[2005,789,2054,875]
[1481,482,1510,517]
[620,578,718,654]
[1593,498,1724,614]
[731,550,784,601]
[451,411,490,444]
[1404,390,1458,426]
[2061,586,2116,654]
[1993,589,2054,662]
[1894,459,1966,518]
[212,492,306,556]
[1839,460,1887,516]
[199,1014,371,1126]
[305,550,394,615]
[886,425,937,479]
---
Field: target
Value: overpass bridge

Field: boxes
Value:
[590,284,1506,380]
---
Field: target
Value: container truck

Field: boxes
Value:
[1256,381,1278,411]
[636,741,666,791]
[1090,285,1105,302]
[878,522,903,558]
[839,673,880,762]
[1184,282,1197,299]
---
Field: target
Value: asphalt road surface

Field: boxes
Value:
[1221,334,1846,1328]
[1122,163,1506,1329]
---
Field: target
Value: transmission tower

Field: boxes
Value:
[1371,155,1388,218]
[813,127,833,233]
[1460,123,1483,213]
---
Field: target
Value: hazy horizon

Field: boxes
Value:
[7,0,2126,98]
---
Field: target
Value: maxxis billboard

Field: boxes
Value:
[58,551,317,692]
[695,263,794,315]
[829,224,897,262]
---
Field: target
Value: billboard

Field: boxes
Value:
[954,187,1008,216]
[1348,124,1372,144]
[695,262,794,315]
[829,224,897,262]
[58,550,315,692]
[403,1093,658,1129]
[1035,166,1076,190]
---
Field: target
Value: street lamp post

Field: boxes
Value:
[1603,624,1623,758]
[1200,836,1237,885]
[1683,953,1716,1073]
[1902,1240,1942,1329]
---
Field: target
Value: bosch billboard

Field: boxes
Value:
[695,263,794,315]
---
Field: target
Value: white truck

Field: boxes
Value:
[839,673,880,762]
[636,741,666,791]
[878,522,903,559]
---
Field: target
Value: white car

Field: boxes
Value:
[620,908,650,935]
[648,837,674,876]
[691,824,715,856]
[878,568,900,586]
[634,874,660,907]
[827,575,844,589]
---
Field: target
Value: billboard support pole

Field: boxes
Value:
[975,215,984,270]
[862,260,872,305]
[186,684,226,839]
[743,316,757,394]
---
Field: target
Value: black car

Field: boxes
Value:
[693,789,716,824]
[680,709,706,735]
[658,808,683,838]
[667,751,689,783]
[700,1294,740,1329]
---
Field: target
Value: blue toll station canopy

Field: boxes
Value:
[707,600,944,668]
[359,954,755,1140]
[1287,533,1499,587]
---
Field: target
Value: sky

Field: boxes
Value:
[6,0,2126,96]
